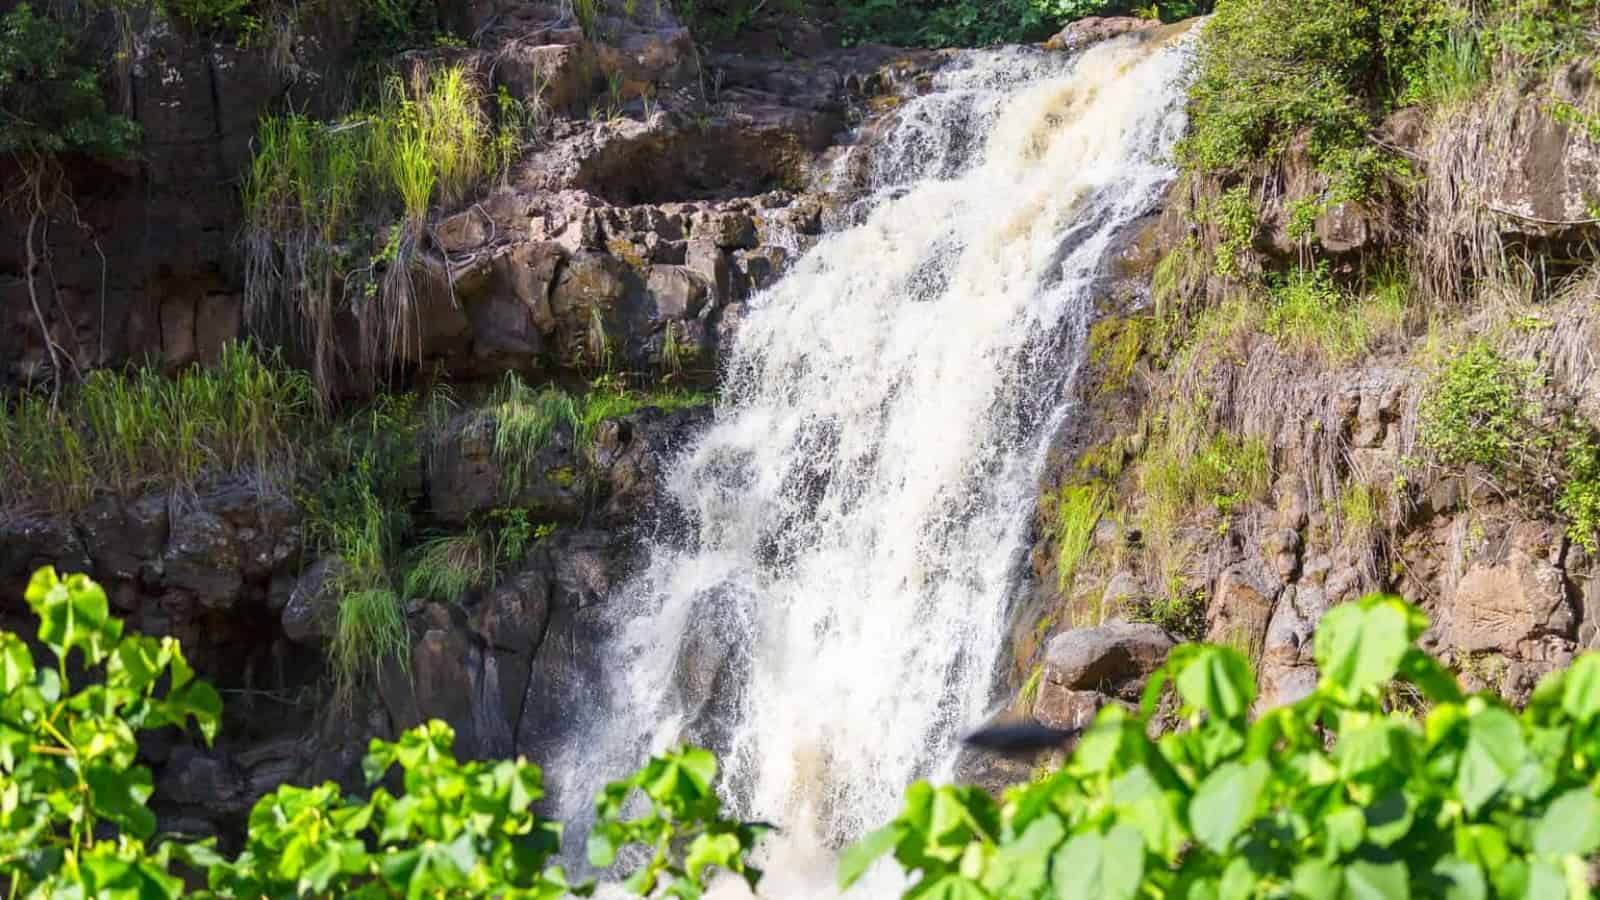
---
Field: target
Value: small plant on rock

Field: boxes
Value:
[1419,339,1545,472]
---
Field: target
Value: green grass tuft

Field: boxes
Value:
[331,585,409,702]
[1415,30,1488,108]
[404,531,493,603]
[0,342,313,515]
[1055,484,1107,593]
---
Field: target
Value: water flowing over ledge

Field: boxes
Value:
[552,27,1196,898]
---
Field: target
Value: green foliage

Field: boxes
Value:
[1181,0,1448,191]
[402,511,548,603]
[588,746,769,896]
[1089,315,1161,395]
[1419,339,1544,472]
[489,372,581,497]
[837,0,1207,48]
[0,568,222,899]
[0,3,139,161]
[1128,586,1206,640]
[1055,483,1108,592]
[1128,400,1269,593]
[2,567,765,898]
[300,393,432,697]
[0,342,314,514]
[484,372,713,495]
[1198,186,1256,279]
[574,378,713,449]
[1558,432,1600,554]
[330,584,409,699]
[848,592,1600,899]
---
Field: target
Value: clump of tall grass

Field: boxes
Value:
[488,372,581,497]
[404,530,495,602]
[480,372,714,495]
[401,508,550,603]
[1415,30,1488,109]
[330,582,408,705]
[1336,480,1383,547]
[1263,262,1411,363]
[299,394,438,702]
[1055,483,1107,593]
[573,379,712,448]
[0,343,313,515]
[243,62,511,403]
[1130,398,1271,590]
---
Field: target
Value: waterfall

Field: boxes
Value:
[552,27,1196,897]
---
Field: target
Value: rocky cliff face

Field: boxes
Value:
[1004,61,1600,768]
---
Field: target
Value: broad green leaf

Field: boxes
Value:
[1532,789,1600,856]
[86,764,157,840]
[1175,646,1256,720]
[1314,600,1411,698]
[1189,760,1268,852]
[684,832,741,881]
[917,875,989,900]
[1049,825,1143,900]
[1398,649,1464,705]
[1109,765,1186,859]
[1363,790,1414,848]
[1324,807,1366,857]
[983,814,1062,897]
[1428,857,1487,900]
[1344,858,1409,900]
[0,633,34,694]
[28,568,121,665]
[1559,654,1600,723]
[1335,714,1396,777]
[1455,705,1525,815]
[1292,860,1342,900]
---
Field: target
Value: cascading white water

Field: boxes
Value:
[553,27,1195,897]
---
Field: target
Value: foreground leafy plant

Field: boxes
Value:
[844,593,1600,898]
[0,568,765,898]
[0,568,222,897]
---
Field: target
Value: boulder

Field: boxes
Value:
[281,556,347,645]
[77,494,169,582]
[1450,522,1575,653]
[592,405,714,525]
[1044,16,1160,51]
[426,410,589,526]
[1041,620,1175,698]
[1033,686,1107,732]
[162,510,243,608]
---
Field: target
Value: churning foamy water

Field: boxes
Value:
[552,28,1196,898]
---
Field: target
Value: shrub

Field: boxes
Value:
[0,567,764,898]
[0,569,222,898]
[1181,0,1449,189]
[1127,399,1269,599]
[837,0,1208,48]
[847,593,1600,899]
[0,4,139,161]
[1199,186,1257,279]
[1559,432,1600,554]
[1418,339,1544,472]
